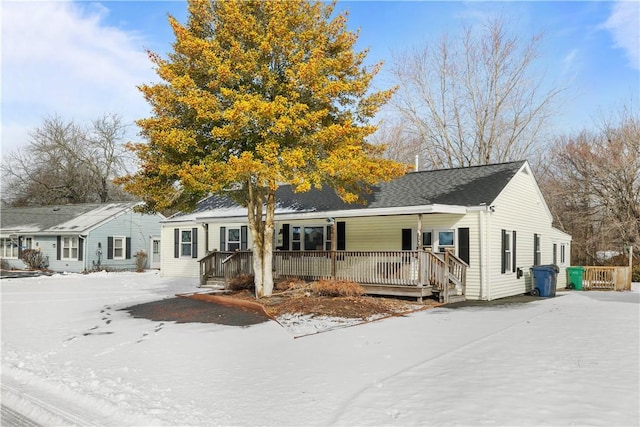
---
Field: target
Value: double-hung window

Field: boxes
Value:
[181,230,192,257]
[501,230,516,274]
[174,228,198,258]
[227,228,240,251]
[533,234,541,265]
[113,236,125,259]
[62,236,79,260]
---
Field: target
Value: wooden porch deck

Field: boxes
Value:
[199,250,468,303]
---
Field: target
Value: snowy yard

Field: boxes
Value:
[1,271,639,426]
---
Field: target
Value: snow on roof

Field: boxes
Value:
[0,202,139,234]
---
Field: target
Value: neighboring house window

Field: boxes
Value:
[62,236,79,260]
[533,234,541,265]
[1,237,18,258]
[501,230,517,274]
[553,243,557,265]
[113,237,125,259]
[21,237,33,251]
[560,244,566,265]
[174,228,198,258]
[107,236,131,260]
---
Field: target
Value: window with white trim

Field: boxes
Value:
[181,230,192,257]
[437,231,455,252]
[62,236,79,260]
[1,237,18,258]
[502,230,516,274]
[560,244,566,265]
[113,236,126,259]
[289,225,327,251]
[227,228,240,251]
[533,234,541,265]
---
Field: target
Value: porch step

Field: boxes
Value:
[200,278,226,290]
[445,294,466,304]
[361,284,433,302]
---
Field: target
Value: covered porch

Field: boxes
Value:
[199,249,467,303]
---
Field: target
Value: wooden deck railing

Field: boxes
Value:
[583,266,631,291]
[199,250,468,298]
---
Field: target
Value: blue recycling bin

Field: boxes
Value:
[530,265,558,297]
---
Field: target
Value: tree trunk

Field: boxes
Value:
[248,186,276,298]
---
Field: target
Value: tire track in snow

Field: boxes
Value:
[329,304,553,425]
[1,381,96,426]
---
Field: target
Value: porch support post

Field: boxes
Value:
[331,221,337,278]
[417,213,423,286]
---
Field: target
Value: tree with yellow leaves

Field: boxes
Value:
[119,0,409,297]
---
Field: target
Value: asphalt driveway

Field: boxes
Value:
[122,296,270,326]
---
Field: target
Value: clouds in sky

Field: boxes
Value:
[603,0,640,70]
[1,0,638,156]
[1,1,155,152]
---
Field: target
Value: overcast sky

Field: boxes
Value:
[1,0,638,156]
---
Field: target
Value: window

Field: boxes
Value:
[62,236,79,260]
[227,228,240,251]
[290,225,326,250]
[419,230,454,252]
[501,230,516,274]
[292,226,301,250]
[22,237,33,251]
[113,237,125,259]
[181,230,192,257]
[438,231,455,252]
[304,226,324,251]
[174,228,198,258]
[534,234,541,265]
[422,231,432,248]
[560,244,566,264]
[553,243,557,265]
[1,237,18,258]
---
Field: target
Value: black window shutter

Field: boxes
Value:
[337,222,346,250]
[512,231,517,272]
[192,228,198,258]
[501,230,507,274]
[174,229,179,258]
[401,228,412,250]
[57,236,61,260]
[78,237,84,261]
[18,237,23,258]
[126,237,131,259]
[281,224,290,250]
[533,233,539,265]
[458,227,470,265]
[107,236,114,260]
[220,227,226,251]
[240,226,248,250]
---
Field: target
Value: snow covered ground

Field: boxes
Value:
[1,271,638,426]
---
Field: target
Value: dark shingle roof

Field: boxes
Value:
[184,161,526,217]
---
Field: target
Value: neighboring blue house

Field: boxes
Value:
[0,203,164,273]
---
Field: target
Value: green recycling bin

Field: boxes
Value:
[567,266,584,290]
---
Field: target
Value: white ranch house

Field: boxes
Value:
[160,161,571,302]
[0,202,164,273]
